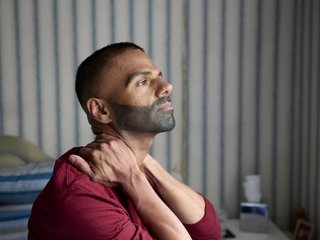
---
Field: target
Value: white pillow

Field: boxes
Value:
[0,161,54,204]
[0,136,52,164]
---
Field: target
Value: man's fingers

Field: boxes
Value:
[68,154,93,177]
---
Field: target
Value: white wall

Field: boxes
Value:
[1,0,319,238]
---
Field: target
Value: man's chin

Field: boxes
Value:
[159,119,176,133]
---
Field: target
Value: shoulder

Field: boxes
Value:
[29,148,132,239]
[51,147,120,201]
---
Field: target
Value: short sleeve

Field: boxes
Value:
[184,197,221,240]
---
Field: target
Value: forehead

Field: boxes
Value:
[114,49,158,76]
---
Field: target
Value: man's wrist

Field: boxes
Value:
[120,170,148,193]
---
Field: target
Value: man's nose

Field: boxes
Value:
[156,79,173,97]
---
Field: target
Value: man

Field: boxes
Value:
[28,42,221,240]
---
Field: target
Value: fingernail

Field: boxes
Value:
[69,156,75,163]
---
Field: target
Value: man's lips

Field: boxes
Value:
[157,101,174,112]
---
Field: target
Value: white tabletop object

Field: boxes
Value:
[225,219,289,240]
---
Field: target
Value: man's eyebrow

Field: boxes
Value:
[125,71,162,86]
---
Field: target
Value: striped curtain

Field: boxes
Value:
[0,0,319,238]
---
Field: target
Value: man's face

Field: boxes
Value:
[105,49,175,133]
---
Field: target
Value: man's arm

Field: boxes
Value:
[69,138,191,240]
[141,154,221,240]
[141,154,205,224]
[119,170,191,240]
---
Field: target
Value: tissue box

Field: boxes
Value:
[240,202,269,233]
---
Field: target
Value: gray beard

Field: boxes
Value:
[109,96,175,133]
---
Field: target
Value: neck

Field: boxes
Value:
[92,124,156,165]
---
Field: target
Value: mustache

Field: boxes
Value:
[152,96,171,108]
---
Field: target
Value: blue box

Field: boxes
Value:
[240,202,269,233]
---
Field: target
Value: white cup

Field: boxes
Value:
[246,175,261,184]
[244,175,261,203]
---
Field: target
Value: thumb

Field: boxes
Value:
[68,154,93,177]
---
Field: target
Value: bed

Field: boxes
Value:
[0,136,54,240]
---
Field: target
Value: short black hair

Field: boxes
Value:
[75,42,144,109]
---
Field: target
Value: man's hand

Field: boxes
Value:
[68,134,142,189]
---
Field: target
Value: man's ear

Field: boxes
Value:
[86,98,112,124]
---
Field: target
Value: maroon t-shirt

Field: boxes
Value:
[28,148,221,240]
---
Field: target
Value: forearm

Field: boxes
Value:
[141,156,205,225]
[123,171,191,240]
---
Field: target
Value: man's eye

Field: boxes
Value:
[136,79,147,86]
